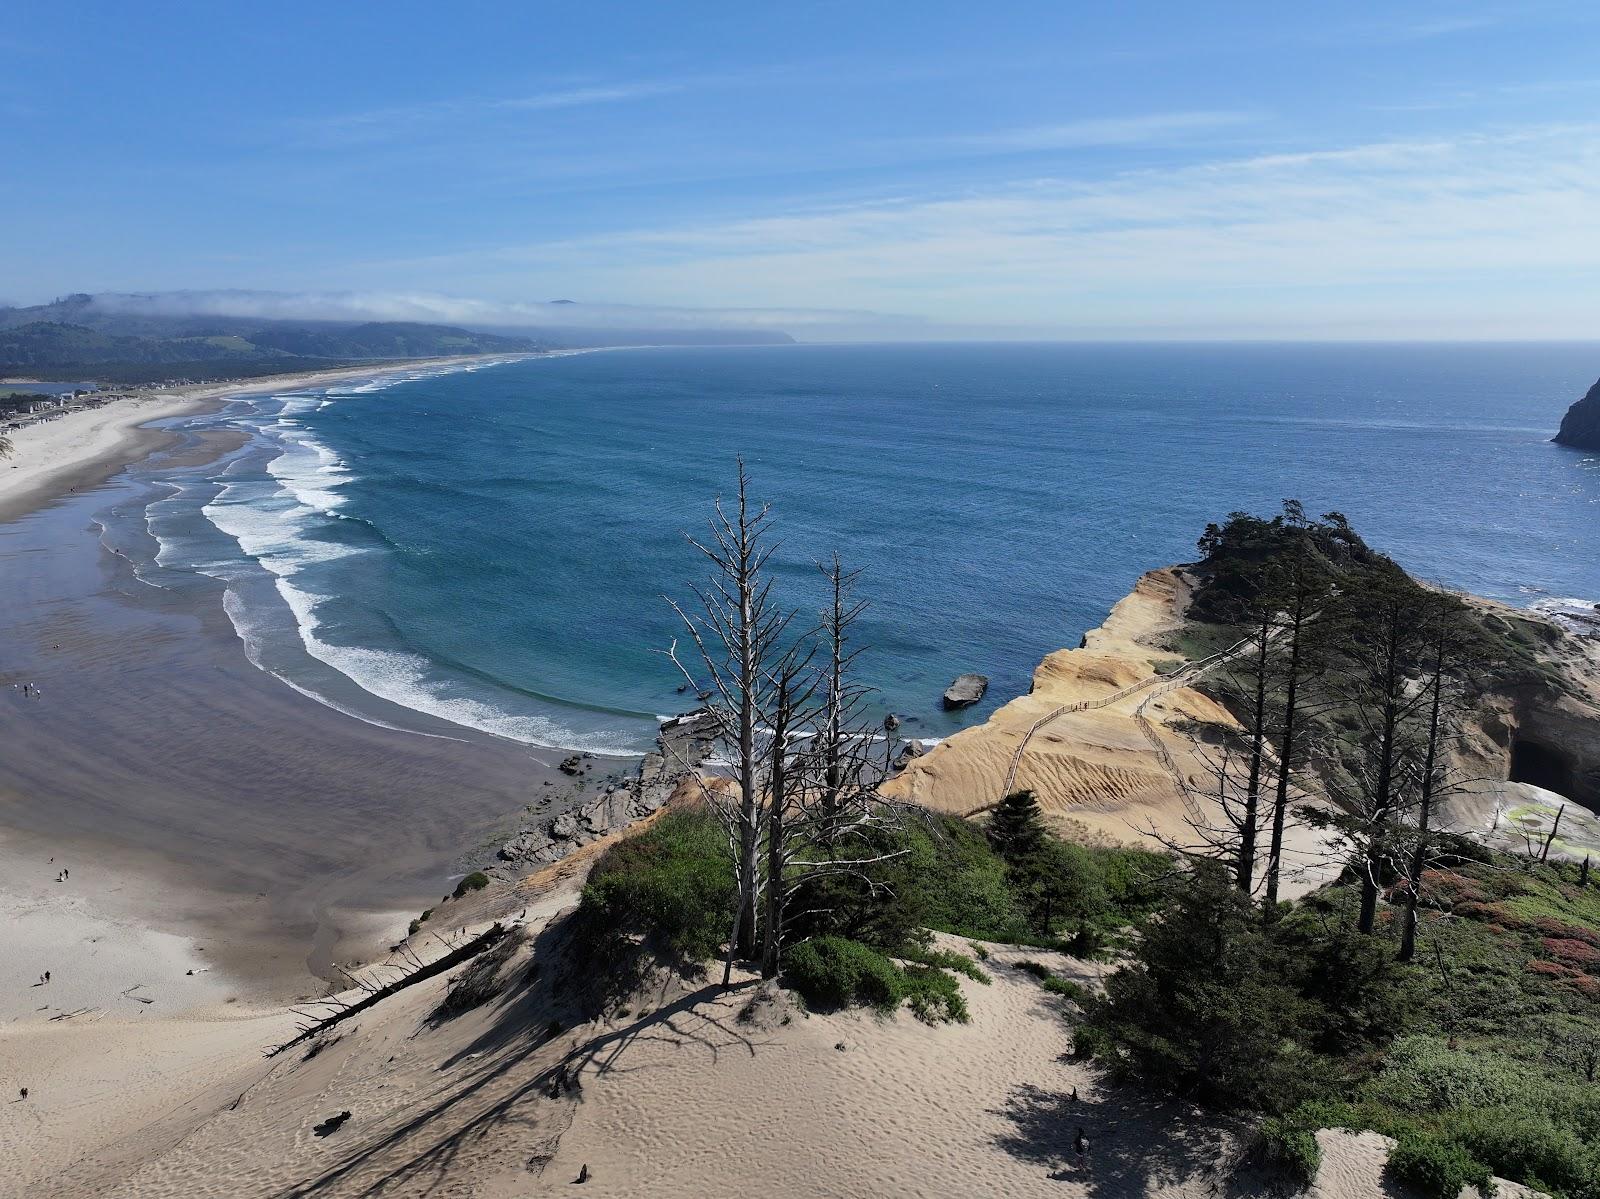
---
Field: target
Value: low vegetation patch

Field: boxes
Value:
[575,808,736,973]
[1084,854,1600,1198]
[783,936,906,1012]
[574,799,1166,1024]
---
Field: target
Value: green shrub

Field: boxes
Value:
[902,815,1027,940]
[1015,959,1052,980]
[1071,1023,1108,1060]
[409,907,434,936]
[900,945,990,984]
[1085,865,1321,1111]
[788,810,1169,953]
[1386,1133,1491,1199]
[1453,1108,1598,1199]
[1253,1115,1322,1187]
[784,936,906,1012]
[576,810,735,966]
[452,870,491,899]
[1368,1038,1539,1112]
[1041,975,1085,1000]
[903,965,970,1024]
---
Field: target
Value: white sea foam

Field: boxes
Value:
[1531,596,1600,636]
[219,588,455,740]
[185,359,652,755]
[273,575,641,754]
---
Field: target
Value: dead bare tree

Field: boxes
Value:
[816,554,872,831]
[665,459,793,984]
[763,559,908,975]
[759,641,821,978]
[665,469,914,985]
[1151,717,1274,888]
[1396,593,1476,961]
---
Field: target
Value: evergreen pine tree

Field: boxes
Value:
[988,789,1047,863]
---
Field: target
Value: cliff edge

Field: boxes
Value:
[882,568,1339,894]
[1554,376,1600,450]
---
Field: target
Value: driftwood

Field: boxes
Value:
[266,923,509,1058]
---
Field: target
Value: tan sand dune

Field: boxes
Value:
[2,846,1545,1199]
[21,895,1534,1199]
[0,885,1249,1198]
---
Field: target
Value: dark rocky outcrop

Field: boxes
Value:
[1554,377,1600,451]
[496,710,719,867]
[942,673,988,709]
[891,740,925,772]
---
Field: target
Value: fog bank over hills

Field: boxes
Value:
[1,290,799,347]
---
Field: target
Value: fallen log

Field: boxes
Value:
[266,923,509,1058]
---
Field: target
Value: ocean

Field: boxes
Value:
[117,342,1600,756]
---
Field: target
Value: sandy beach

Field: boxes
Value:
[0,356,526,521]
[0,356,629,1196]
[0,353,626,1006]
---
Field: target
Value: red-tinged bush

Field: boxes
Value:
[1531,916,1600,948]
[1568,974,1600,1000]
[1452,901,1524,930]
[1421,870,1488,907]
[1526,959,1572,979]
[1543,937,1600,968]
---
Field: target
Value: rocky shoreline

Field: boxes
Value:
[493,710,719,870]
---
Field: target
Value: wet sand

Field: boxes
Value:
[1,407,632,1004]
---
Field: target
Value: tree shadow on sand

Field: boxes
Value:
[994,1080,1265,1197]
[283,913,767,1198]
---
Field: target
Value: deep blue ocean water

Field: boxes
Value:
[129,343,1600,754]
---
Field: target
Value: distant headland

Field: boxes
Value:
[1554,375,1600,451]
[0,291,795,384]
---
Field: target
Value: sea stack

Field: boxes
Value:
[942,673,989,709]
[1554,377,1600,450]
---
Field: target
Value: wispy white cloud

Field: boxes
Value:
[84,288,858,334]
[294,79,680,146]
[934,111,1257,152]
[493,83,679,112]
[376,121,1600,338]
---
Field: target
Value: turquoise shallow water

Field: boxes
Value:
[130,342,1600,754]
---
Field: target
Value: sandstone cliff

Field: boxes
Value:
[882,567,1339,892]
[884,565,1600,878]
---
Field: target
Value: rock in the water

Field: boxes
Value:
[892,740,924,771]
[1555,377,1600,451]
[942,673,989,709]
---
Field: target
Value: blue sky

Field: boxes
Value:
[3,1,1599,338]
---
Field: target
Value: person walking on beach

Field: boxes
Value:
[1074,1127,1090,1171]
[18,1088,27,1100]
